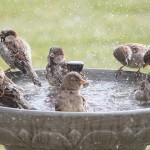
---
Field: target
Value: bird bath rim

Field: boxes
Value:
[1,105,150,115]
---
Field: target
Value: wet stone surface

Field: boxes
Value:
[11,70,150,112]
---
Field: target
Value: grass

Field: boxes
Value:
[0,0,150,72]
[147,146,150,150]
[0,145,5,150]
[0,1,150,150]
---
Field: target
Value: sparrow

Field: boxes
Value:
[46,46,68,86]
[113,43,150,78]
[0,29,41,87]
[0,67,33,109]
[134,81,146,102]
[55,71,88,112]
[134,73,150,102]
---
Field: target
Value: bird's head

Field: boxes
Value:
[0,29,17,42]
[113,45,131,66]
[48,47,65,64]
[61,71,87,91]
[143,50,150,68]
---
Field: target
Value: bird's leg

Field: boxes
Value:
[115,66,124,77]
[135,68,141,80]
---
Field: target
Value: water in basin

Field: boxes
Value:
[12,71,150,112]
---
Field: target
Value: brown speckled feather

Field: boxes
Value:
[46,47,68,86]
[125,43,148,53]
[4,40,29,73]
[0,29,41,86]
[0,67,33,109]
[114,43,149,69]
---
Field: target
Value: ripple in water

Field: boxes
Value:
[15,75,146,112]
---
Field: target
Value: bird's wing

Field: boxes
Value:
[55,92,69,111]
[3,39,41,86]
[6,39,28,60]
[81,96,87,111]
[4,39,30,73]
[3,75,23,91]
[125,43,148,53]
[0,84,32,109]
[0,86,20,102]
[61,63,68,74]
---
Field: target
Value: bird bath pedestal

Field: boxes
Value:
[1,69,150,150]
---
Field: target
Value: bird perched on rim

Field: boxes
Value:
[0,67,33,109]
[134,73,150,103]
[55,71,88,112]
[0,28,41,87]
[46,46,68,86]
[113,43,150,78]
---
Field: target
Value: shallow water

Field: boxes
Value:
[14,73,149,112]
[83,80,140,112]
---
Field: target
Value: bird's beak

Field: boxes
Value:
[143,63,149,68]
[0,32,4,37]
[0,33,5,42]
[80,79,88,85]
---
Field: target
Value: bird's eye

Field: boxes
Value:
[7,32,10,35]
[56,52,61,55]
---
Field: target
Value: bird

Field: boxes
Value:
[113,43,150,78]
[0,67,33,109]
[46,46,68,86]
[134,81,146,103]
[134,73,150,103]
[55,71,88,112]
[0,29,41,87]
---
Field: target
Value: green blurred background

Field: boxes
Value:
[0,0,150,149]
[0,0,150,72]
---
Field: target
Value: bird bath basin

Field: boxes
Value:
[1,69,150,150]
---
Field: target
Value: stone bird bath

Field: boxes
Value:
[0,69,150,150]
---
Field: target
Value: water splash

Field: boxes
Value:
[15,75,146,112]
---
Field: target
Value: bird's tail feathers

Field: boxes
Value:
[25,64,42,87]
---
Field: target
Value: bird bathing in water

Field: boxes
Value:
[46,46,68,86]
[55,71,88,112]
[0,67,33,109]
[135,73,150,103]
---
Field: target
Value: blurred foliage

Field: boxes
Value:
[0,145,5,150]
[146,146,150,150]
[0,0,150,72]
